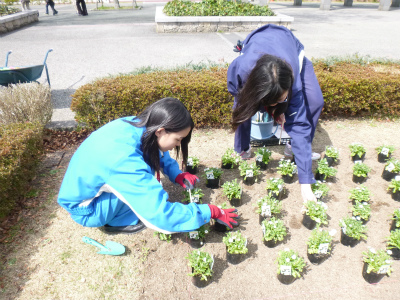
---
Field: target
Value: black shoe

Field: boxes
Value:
[102,220,147,234]
[53,11,58,15]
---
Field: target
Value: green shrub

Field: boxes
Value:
[0,123,44,218]
[163,0,275,17]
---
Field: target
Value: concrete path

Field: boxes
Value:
[0,2,399,128]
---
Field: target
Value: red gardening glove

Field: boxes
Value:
[175,172,199,189]
[208,204,239,229]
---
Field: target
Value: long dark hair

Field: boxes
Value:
[128,97,194,172]
[232,54,294,131]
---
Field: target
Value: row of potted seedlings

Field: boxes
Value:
[157,144,400,286]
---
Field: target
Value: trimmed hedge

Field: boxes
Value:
[0,122,44,218]
[71,62,400,130]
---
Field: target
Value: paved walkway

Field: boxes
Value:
[1,1,399,128]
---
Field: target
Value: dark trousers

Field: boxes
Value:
[45,0,57,14]
[76,0,88,15]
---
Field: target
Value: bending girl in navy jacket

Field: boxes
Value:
[227,24,324,202]
[58,98,238,234]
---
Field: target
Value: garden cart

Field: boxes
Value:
[0,49,53,87]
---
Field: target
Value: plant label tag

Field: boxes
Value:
[187,158,193,167]
[355,160,362,164]
[210,255,214,270]
[262,223,266,236]
[342,226,347,234]
[280,265,292,276]
[378,265,390,274]
[314,190,323,199]
[261,204,271,217]
[246,170,254,178]
[256,154,263,162]
[381,148,389,156]
[387,163,395,172]
[318,243,329,254]
[395,175,400,181]
[192,195,200,203]
[206,171,214,180]
[189,231,199,239]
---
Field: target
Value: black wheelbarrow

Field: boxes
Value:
[0,49,53,87]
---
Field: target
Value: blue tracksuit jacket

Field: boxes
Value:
[57,117,211,234]
[227,24,316,184]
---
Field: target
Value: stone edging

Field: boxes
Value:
[155,6,293,33]
[0,10,39,34]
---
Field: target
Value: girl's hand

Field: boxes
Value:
[175,172,199,189]
[276,114,285,130]
[301,184,317,203]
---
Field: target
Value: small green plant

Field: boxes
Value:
[376,145,395,155]
[185,250,214,281]
[223,231,248,255]
[182,188,204,203]
[218,202,234,209]
[187,156,200,168]
[384,158,400,173]
[351,202,371,222]
[265,178,285,197]
[349,143,366,158]
[255,195,282,217]
[388,179,400,193]
[392,209,400,229]
[239,160,261,180]
[221,148,242,168]
[262,217,287,242]
[352,162,371,177]
[154,232,172,242]
[339,217,367,240]
[311,181,329,199]
[307,229,334,255]
[277,159,297,177]
[362,248,393,275]
[255,147,272,164]
[187,224,209,240]
[387,229,400,251]
[302,201,328,226]
[222,179,242,200]
[325,146,340,161]
[276,249,306,278]
[316,158,338,180]
[203,167,223,180]
[349,185,371,203]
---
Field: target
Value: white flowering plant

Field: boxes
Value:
[186,250,214,281]
[255,147,272,164]
[186,224,210,240]
[352,162,371,177]
[349,143,366,157]
[307,228,334,255]
[325,146,340,160]
[239,160,261,180]
[222,179,242,200]
[276,249,306,278]
[255,195,282,217]
[376,145,395,155]
[223,231,248,254]
[154,232,172,242]
[221,148,242,168]
[349,185,371,203]
[265,178,285,197]
[182,188,204,204]
[262,217,287,242]
[384,158,400,173]
[351,202,371,221]
[362,248,393,275]
[277,159,297,177]
[302,201,328,226]
[187,156,200,168]
[202,167,223,180]
[339,217,367,240]
[316,158,337,180]
[388,178,400,193]
[311,181,329,199]
[387,229,400,250]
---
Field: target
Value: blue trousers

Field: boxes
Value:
[71,192,140,227]
[234,57,324,153]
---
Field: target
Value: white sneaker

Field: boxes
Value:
[284,143,320,161]
[240,145,251,159]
